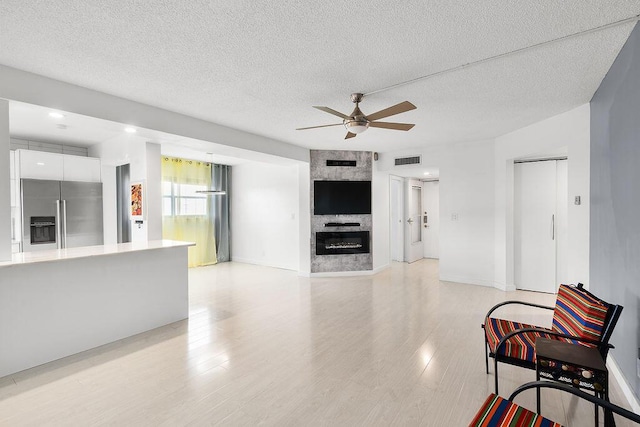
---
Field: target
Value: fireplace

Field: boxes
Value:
[316,231,370,255]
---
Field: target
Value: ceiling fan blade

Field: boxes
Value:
[296,123,343,131]
[345,132,357,139]
[365,101,416,121]
[369,122,415,131]
[313,106,350,120]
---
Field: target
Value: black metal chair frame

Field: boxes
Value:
[482,283,624,394]
[508,381,640,425]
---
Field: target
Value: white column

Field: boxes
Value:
[0,99,11,261]
[297,163,310,275]
[145,142,162,241]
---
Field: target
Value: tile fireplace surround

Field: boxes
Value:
[310,150,372,273]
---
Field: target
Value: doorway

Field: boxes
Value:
[514,159,568,293]
[404,178,423,263]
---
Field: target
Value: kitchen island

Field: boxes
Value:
[0,240,192,378]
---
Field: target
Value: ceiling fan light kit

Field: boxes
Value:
[297,92,416,140]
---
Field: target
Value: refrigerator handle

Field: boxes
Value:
[62,199,68,249]
[56,200,62,249]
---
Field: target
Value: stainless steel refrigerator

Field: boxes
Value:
[21,179,104,252]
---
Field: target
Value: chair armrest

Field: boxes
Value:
[484,300,554,322]
[494,327,613,356]
[509,381,640,423]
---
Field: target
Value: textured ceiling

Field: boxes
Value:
[0,1,638,153]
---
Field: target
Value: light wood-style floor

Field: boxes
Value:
[0,259,635,426]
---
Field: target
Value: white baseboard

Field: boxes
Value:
[231,257,297,272]
[607,355,640,413]
[439,274,495,288]
[492,281,517,292]
[373,263,391,274]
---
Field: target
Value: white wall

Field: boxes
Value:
[297,164,311,275]
[89,134,161,243]
[231,162,300,271]
[376,105,589,289]
[144,142,162,240]
[389,176,404,262]
[372,165,391,271]
[376,140,495,286]
[494,104,590,290]
[423,181,440,259]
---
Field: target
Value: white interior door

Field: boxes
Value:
[555,160,568,285]
[404,179,423,263]
[515,161,558,293]
[423,181,440,259]
[390,176,404,262]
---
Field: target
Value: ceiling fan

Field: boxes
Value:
[296,93,416,139]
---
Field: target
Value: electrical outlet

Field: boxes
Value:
[451,213,459,221]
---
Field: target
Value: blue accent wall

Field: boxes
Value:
[591,22,640,399]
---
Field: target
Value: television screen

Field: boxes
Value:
[314,180,371,215]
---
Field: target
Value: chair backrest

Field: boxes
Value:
[551,283,623,358]
[579,283,624,359]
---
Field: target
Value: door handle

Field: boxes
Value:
[62,199,68,249]
[56,200,62,249]
[407,218,414,224]
[551,214,555,240]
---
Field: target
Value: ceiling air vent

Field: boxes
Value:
[394,155,421,166]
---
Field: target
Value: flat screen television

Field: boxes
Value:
[314,180,371,215]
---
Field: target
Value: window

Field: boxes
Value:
[162,182,208,216]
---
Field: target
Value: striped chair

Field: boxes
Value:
[469,381,640,427]
[470,393,561,427]
[482,283,623,394]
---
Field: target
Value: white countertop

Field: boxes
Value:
[0,240,194,267]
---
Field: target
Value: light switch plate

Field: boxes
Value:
[574,196,581,205]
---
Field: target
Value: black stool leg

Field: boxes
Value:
[484,343,489,374]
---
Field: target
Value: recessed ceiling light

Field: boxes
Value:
[423,172,431,176]
[125,127,137,133]
[36,162,45,166]
[48,112,64,119]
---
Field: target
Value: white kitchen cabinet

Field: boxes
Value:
[63,155,101,182]
[16,149,101,182]
[18,150,64,180]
